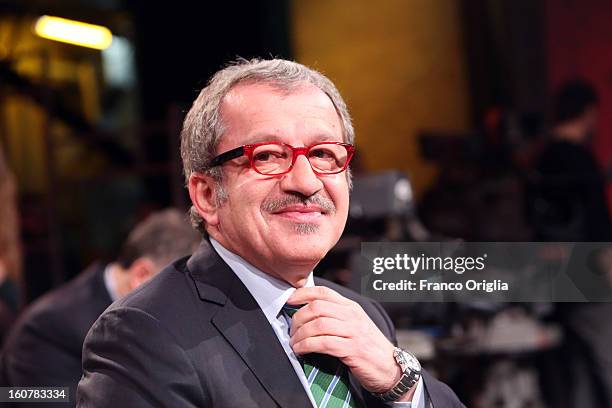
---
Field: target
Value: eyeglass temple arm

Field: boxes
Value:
[209,146,246,168]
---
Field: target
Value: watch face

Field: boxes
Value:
[404,352,421,372]
[396,349,421,372]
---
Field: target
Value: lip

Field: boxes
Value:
[271,205,326,222]
[273,205,326,214]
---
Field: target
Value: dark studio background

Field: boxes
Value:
[2,1,612,407]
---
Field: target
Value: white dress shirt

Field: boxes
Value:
[210,238,424,408]
[103,264,120,302]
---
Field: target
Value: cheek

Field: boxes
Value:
[328,179,350,214]
[225,180,273,223]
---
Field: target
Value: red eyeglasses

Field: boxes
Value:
[209,141,355,176]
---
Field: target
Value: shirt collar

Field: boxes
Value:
[209,238,314,324]
[103,264,120,302]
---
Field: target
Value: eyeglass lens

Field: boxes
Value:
[252,144,349,175]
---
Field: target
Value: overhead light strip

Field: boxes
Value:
[34,15,113,50]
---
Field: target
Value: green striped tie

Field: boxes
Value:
[282,305,358,408]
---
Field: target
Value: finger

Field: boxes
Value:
[287,286,354,307]
[291,316,352,346]
[292,335,353,358]
[289,300,353,336]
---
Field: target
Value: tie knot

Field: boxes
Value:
[282,304,302,318]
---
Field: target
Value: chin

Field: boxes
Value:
[269,222,341,256]
[292,222,322,235]
[277,238,333,263]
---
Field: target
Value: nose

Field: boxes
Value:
[279,154,323,197]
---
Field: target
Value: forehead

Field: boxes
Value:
[218,82,343,146]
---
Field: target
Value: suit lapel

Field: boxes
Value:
[422,370,455,408]
[187,240,312,408]
[347,370,373,407]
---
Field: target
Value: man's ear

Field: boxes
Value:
[127,258,157,291]
[188,172,220,227]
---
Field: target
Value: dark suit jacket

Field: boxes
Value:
[1,264,112,407]
[78,241,464,407]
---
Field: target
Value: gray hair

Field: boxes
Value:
[180,58,355,234]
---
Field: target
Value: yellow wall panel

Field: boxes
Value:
[292,0,470,197]
[3,97,47,193]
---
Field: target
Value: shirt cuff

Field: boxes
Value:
[387,376,424,408]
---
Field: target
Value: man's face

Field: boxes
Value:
[202,83,350,284]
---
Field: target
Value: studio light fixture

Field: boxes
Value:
[34,15,113,50]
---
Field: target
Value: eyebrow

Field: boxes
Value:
[242,133,343,146]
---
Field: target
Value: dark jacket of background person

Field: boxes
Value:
[528,79,612,408]
[532,138,611,241]
[77,240,464,408]
[0,208,200,407]
[528,79,611,242]
[0,264,110,407]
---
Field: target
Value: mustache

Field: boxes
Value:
[261,193,336,214]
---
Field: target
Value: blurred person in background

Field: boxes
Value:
[529,79,611,241]
[528,79,612,407]
[0,208,200,407]
[0,145,21,342]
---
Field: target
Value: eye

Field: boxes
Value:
[253,150,286,162]
[309,148,335,160]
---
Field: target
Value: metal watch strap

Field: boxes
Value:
[373,348,421,402]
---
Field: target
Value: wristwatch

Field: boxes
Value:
[373,347,422,402]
